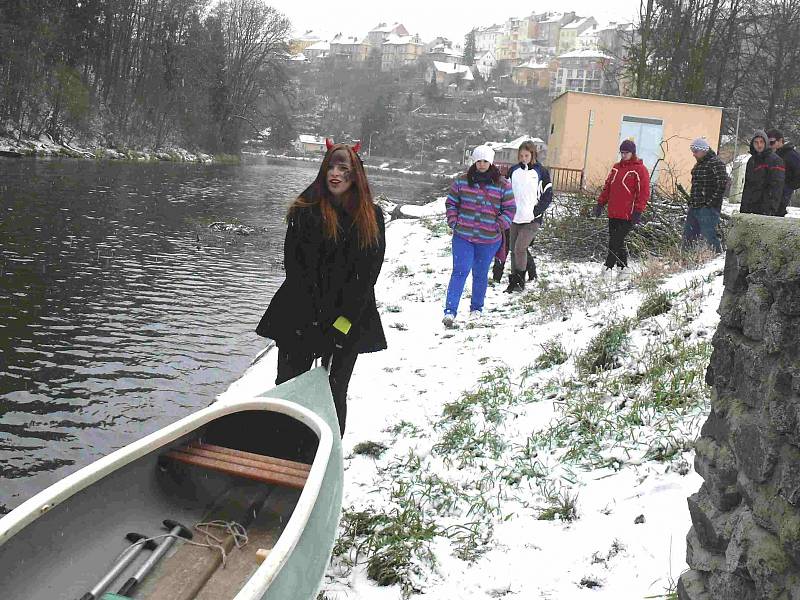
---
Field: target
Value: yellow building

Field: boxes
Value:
[381,34,423,71]
[512,59,552,89]
[547,91,723,191]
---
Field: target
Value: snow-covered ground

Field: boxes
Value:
[225,199,738,599]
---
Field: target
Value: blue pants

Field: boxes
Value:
[682,207,722,253]
[445,235,501,316]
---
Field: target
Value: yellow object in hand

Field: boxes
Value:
[333,316,352,335]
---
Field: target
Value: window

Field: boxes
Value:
[622,115,664,126]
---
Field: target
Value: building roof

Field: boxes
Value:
[292,30,328,42]
[486,135,546,150]
[429,44,462,57]
[557,49,612,59]
[476,24,504,33]
[330,34,365,45]
[432,61,474,79]
[542,13,566,24]
[563,17,595,30]
[475,49,496,60]
[298,134,326,144]
[306,40,331,51]
[383,34,422,46]
[369,22,406,33]
[289,53,308,61]
[551,90,724,110]
[514,58,550,69]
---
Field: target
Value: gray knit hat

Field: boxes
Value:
[690,137,711,152]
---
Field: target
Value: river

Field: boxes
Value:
[0,157,435,512]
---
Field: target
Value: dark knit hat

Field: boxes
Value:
[766,128,783,141]
[619,139,636,154]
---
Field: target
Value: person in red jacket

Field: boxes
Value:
[592,140,651,278]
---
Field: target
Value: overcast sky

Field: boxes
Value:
[270,0,641,44]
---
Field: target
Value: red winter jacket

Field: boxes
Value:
[597,158,651,220]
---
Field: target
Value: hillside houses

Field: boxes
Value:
[288,13,634,96]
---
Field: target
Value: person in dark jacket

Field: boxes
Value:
[740,130,785,216]
[256,141,386,435]
[592,139,651,280]
[766,128,799,216]
[684,137,727,253]
[496,140,552,292]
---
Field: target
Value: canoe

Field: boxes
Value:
[0,366,343,600]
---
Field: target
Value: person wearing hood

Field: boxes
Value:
[592,140,651,279]
[684,137,727,253]
[443,145,515,327]
[766,128,799,216]
[740,129,785,216]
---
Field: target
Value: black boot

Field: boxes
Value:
[492,259,504,283]
[504,271,524,293]
[526,253,537,281]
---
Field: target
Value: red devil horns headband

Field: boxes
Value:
[325,138,362,154]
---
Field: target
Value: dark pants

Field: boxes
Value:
[682,206,722,253]
[605,218,633,268]
[276,347,358,436]
[780,187,793,217]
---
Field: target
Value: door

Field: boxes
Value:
[619,115,664,184]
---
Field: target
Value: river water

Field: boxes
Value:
[0,157,435,512]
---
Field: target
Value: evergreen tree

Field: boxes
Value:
[464,29,476,66]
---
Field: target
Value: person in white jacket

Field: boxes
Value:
[503,141,553,292]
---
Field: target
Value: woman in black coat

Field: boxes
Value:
[256,141,386,435]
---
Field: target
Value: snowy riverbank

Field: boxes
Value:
[225,198,737,599]
[0,132,215,162]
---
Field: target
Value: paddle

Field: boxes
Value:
[78,532,156,600]
[114,520,193,597]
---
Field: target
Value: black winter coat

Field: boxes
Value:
[256,202,387,355]
[689,150,728,210]
[741,143,785,216]
[776,143,800,191]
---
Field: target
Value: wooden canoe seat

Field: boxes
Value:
[163,443,310,490]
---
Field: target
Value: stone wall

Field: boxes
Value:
[679,214,800,599]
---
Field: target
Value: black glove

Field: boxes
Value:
[591,204,603,218]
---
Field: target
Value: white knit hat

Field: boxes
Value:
[472,145,495,164]
[690,137,711,152]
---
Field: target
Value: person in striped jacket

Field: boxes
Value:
[443,145,516,327]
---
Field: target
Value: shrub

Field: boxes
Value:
[637,291,674,320]
[576,320,632,375]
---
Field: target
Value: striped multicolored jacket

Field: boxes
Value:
[445,175,516,244]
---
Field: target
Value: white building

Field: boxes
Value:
[474,24,503,53]
[474,49,497,79]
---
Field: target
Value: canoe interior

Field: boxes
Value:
[0,409,319,600]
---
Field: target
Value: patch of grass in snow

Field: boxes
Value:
[532,329,712,470]
[420,217,450,237]
[534,338,569,369]
[351,440,389,458]
[385,304,402,313]
[332,495,438,597]
[636,290,674,321]
[386,420,423,437]
[537,487,579,522]
[520,276,611,320]
[634,244,716,291]
[575,319,633,375]
[433,368,517,466]
[392,265,411,277]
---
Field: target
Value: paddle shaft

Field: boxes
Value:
[117,521,191,596]
[79,533,155,600]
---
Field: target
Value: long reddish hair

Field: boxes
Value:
[289,143,380,249]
